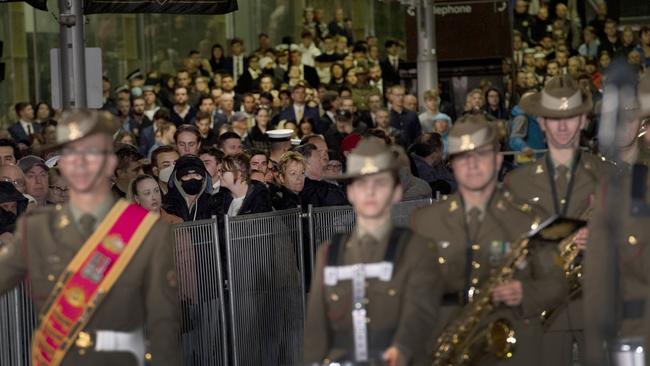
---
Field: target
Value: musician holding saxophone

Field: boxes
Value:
[412,114,567,365]
[504,75,608,365]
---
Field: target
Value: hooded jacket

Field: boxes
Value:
[162,158,219,221]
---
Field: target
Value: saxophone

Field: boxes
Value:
[557,208,593,292]
[432,235,532,366]
[540,208,593,324]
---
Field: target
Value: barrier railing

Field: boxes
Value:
[174,218,228,366]
[0,198,435,365]
[0,281,36,366]
[224,208,305,366]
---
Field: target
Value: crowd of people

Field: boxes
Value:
[0,4,648,228]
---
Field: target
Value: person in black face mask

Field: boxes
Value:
[0,181,28,234]
[162,155,218,221]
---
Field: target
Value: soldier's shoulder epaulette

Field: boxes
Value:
[500,189,542,222]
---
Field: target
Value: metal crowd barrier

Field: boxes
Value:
[0,281,36,366]
[306,198,435,266]
[224,208,305,366]
[173,218,228,366]
[0,199,435,366]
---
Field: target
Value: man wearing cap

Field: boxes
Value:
[504,75,606,365]
[304,138,441,366]
[267,129,293,164]
[18,155,50,207]
[0,109,180,365]
[162,155,216,222]
[411,114,565,365]
[584,72,650,365]
[142,85,160,122]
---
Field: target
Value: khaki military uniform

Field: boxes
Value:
[584,156,650,365]
[505,151,606,365]
[411,189,567,366]
[304,222,442,365]
[0,196,181,366]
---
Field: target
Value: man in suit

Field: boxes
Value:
[0,109,180,365]
[277,83,320,125]
[223,38,248,86]
[411,114,566,366]
[304,138,441,365]
[388,85,421,147]
[504,75,606,366]
[9,102,41,142]
[289,50,320,88]
[380,40,406,87]
[235,54,261,94]
[317,91,339,134]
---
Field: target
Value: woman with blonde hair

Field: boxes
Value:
[270,151,306,210]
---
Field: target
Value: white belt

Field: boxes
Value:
[614,338,645,366]
[95,328,145,366]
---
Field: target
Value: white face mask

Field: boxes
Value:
[158,165,174,184]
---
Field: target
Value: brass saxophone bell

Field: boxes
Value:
[487,318,516,360]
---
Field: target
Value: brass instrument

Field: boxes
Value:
[557,208,593,292]
[432,236,531,366]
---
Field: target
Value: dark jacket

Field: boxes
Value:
[200,130,220,149]
[222,181,272,216]
[169,106,197,127]
[163,163,217,221]
[389,108,422,147]
[379,58,406,87]
[270,184,302,211]
[245,125,272,153]
[163,188,216,222]
[299,177,348,208]
[139,124,156,156]
[8,121,42,142]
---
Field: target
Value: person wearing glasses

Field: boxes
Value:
[17,155,49,207]
[0,109,180,365]
[47,167,69,204]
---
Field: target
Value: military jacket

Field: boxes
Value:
[411,189,567,366]
[504,151,605,218]
[304,225,442,365]
[0,201,181,366]
[584,164,650,365]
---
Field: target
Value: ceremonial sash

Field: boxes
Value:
[31,200,159,366]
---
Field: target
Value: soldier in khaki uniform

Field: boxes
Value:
[504,75,606,366]
[0,110,180,366]
[304,138,442,366]
[584,73,650,365]
[411,115,567,366]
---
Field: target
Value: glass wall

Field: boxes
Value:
[0,0,407,124]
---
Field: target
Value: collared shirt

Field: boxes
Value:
[355,219,392,243]
[20,120,35,135]
[69,195,115,232]
[550,154,576,181]
[464,201,487,222]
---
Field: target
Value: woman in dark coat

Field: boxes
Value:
[220,153,272,216]
[209,44,226,74]
[270,151,306,211]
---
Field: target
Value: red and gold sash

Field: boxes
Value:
[31,200,158,366]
